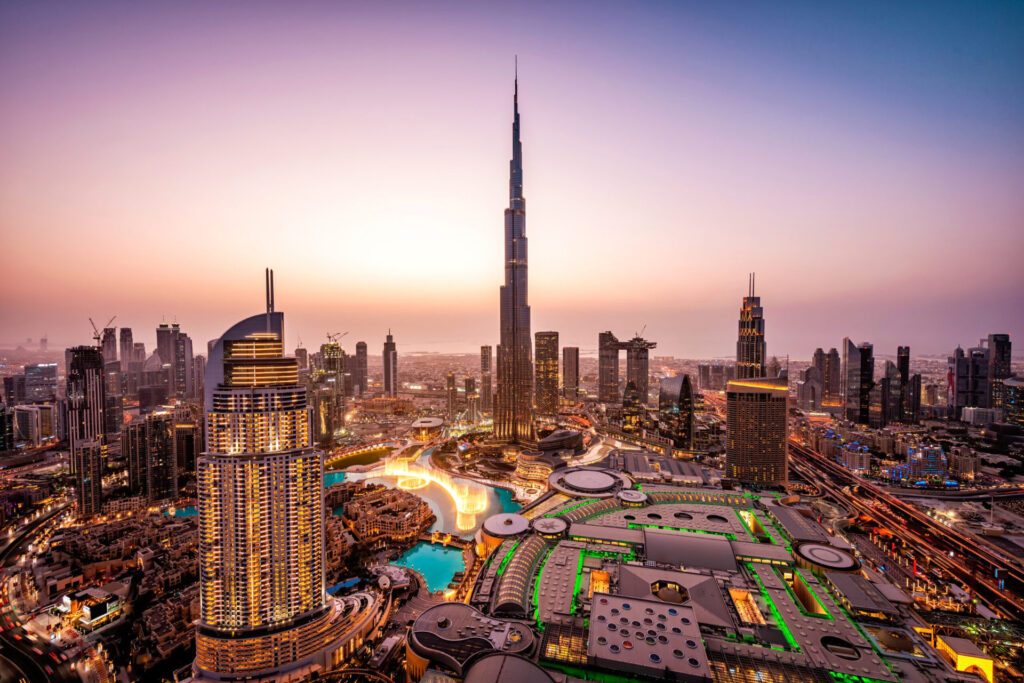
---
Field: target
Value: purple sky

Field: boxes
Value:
[1,1,1022,359]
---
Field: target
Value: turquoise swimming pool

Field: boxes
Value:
[392,541,465,593]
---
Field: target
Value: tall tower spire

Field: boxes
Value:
[495,63,535,444]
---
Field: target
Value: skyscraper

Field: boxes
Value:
[625,335,656,405]
[0,405,14,454]
[494,70,535,444]
[465,377,480,423]
[295,345,309,370]
[480,345,493,415]
[123,412,177,502]
[947,345,990,420]
[658,374,695,450]
[355,341,368,396]
[987,333,1012,408]
[824,347,841,406]
[622,381,644,434]
[562,346,579,400]
[192,354,206,408]
[101,327,117,364]
[66,346,106,472]
[383,331,398,397]
[157,322,193,397]
[446,371,458,420]
[74,440,104,517]
[119,328,134,372]
[842,338,874,425]
[598,331,621,403]
[811,348,825,381]
[24,363,58,402]
[195,272,350,679]
[725,377,788,487]
[534,331,559,415]
[156,322,177,378]
[175,332,195,398]
[736,274,766,379]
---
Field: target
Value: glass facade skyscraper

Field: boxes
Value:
[534,331,559,415]
[736,273,766,380]
[495,72,535,443]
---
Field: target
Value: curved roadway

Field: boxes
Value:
[0,505,77,683]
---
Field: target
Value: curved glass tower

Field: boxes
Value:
[495,70,536,443]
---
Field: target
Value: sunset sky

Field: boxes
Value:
[2,1,1022,359]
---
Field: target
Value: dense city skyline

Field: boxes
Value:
[2,2,1023,358]
[2,5,1024,683]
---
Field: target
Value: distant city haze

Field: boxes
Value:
[2,2,1021,358]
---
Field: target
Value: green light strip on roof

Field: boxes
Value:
[494,539,521,578]
[747,562,801,652]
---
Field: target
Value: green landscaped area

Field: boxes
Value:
[324,446,394,470]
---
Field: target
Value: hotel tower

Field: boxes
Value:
[736,273,766,380]
[194,271,359,681]
[495,68,536,443]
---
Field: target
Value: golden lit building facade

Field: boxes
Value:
[725,377,789,487]
[194,286,359,682]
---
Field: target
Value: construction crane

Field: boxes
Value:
[325,332,349,345]
[88,315,117,344]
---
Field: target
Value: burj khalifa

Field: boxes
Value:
[495,68,536,444]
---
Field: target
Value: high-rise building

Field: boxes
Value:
[534,331,559,415]
[494,72,535,444]
[295,345,308,370]
[598,331,621,402]
[446,371,458,420]
[797,365,822,411]
[658,374,695,450]
[3,375,26,405]
[697,364,712,391]
[480,345,493,415]
[104,359,123,436]
[725,377,788,486]
[947,345,990,420]
[823,347,841,405]
[101,327,117,364]
[174,421,198,477]
[896,346,910,420]
[622,381,644,434]
[192,354,207,408]
[66,346,106,472]
[175,332,195,398]
[156,322,177,380]
[13,404,56,445]
[465,377,480,423]
[625,335,656,404]
[24,362,58,402]
[562,346,579,400]
[119,328,134,372]
[74,439,104,517]
[123,412,177,502]
[842,338,874,425]
[354,341,368,396]
[156,323,193,397]
[1004,376,1024,426]
[383,331,398,397]
[987,333,1012,408]
[736,273,766,380]
[0,405,14,453]
[904,373,922,424]
[195,273,350,679]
